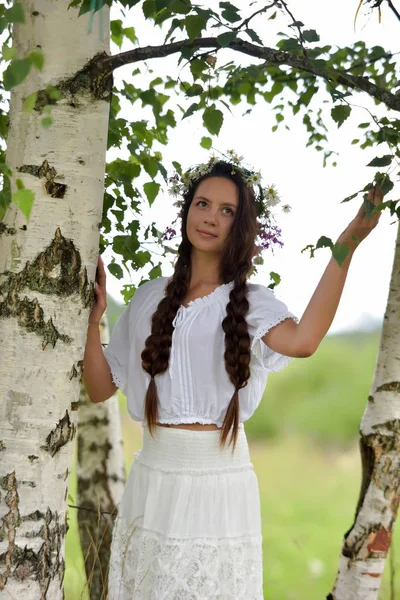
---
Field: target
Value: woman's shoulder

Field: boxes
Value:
[246,281,275,299]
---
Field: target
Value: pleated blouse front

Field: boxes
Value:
[103,276,299,429]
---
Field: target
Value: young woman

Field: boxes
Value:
[83,157,382,599]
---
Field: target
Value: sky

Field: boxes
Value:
[101,0,399,335]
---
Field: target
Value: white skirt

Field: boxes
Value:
[108,425,263,599]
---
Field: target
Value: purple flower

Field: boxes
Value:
[162,227,177,241]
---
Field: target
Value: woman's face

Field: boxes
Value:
[186,176,239,252]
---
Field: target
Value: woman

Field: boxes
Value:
[83,157,382,599]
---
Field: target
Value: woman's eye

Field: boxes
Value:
[196,201,234,215]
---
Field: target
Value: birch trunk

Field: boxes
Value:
[329,220,400,599]
[76,312,125,600]
[0,0,111,597]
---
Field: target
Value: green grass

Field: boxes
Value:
[246,330,381,449]
[66,329,400,599]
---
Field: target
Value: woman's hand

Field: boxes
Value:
[337,185,383,251]
[89,255,107,325]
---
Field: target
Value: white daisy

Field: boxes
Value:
[249,171,262,185]
[181,171,192,186]
[198,163,210,176]
[265,184,281,207]
[282,204,291,214]
[169,183,181,197]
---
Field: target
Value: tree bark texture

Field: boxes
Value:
[329,220,400,599]
[76,312,125,600]
[0,0,111,596]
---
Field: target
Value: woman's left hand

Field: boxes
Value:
[338,185,383,250]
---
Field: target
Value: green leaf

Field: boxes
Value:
[278,38,302,52]
[221,7,241,23]
[108,262,124,279]
[113,235,139,257]
[41,116,53,129]
[185,83,203,97]
[182,102,199,119]
[155,0,174,9]
[185,14,206,39]
[3,58,31,90]
[366,155,393,167]
[200,136,212,149]
[142,157,159,178]
[190,59,208,79]
[331,105,351,128]
[172,161,182,174]
[217,32,237,47]
[332,242,351,267]
[143,0,155,18]
[374,172,394,195]
[149,263,162,279]
[124,27,137,44]
[302,29,320,43]
[170,0,192,15]
[2,45,17,61]
[23,91,37,114]
[203,106,223,135]
[12,187,34,221]
[28,50,44,71]
[143,181,160,205]
[5,2,25,24]
[245,28,262,45]
[130,250,151,269]
[219,1,237,9]
[315,235,333,249]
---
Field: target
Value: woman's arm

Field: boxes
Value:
[82,322,118,403]
[263,186,383,358]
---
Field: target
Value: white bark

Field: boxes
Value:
[76,312,125,600]
[0,0,111,596]
[330,221,400,599]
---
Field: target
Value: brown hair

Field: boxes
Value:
[141,160,259,452]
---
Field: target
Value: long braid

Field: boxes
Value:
[141,245,191,438]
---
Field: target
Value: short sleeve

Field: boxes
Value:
[102,301,132,396]
[247,283,299,372]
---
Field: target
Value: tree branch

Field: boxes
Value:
[101,37,400,112]
[387,0,400,20]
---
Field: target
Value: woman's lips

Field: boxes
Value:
[198,230,217,238]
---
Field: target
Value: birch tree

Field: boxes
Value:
[75,311,125,600]
[0,0,399,599]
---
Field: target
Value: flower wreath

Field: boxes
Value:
[163,149,291,256]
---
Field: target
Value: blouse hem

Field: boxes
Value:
[141,417,244,429]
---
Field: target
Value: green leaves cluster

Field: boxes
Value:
[0,0,399,291]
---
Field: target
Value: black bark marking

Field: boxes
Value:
[0,227,94,349]
[342,421,400,560]
[0,472,20,590]
[376,381,400,393]
[17,159,66,199]
[42,410,75,457]
[0,223,16,237]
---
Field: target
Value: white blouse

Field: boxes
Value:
[103,276,299,429]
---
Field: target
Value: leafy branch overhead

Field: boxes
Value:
[0,0,399,294]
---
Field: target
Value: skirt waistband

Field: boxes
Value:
[134,425,252,473]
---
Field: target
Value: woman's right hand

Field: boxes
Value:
[89,255,107,325]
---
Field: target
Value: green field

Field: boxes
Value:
[65,328,400,599]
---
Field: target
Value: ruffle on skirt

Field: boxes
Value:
[108,425,263,600]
